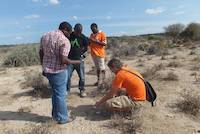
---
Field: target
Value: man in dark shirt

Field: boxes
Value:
[67,23,89,97]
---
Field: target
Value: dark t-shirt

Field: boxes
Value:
[68,32,89,60]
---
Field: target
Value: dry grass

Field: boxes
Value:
[189,50,196,55]
[2,45,40,67]
[163,72,178,81]
[193,72,200,83]
[106,106,142,134]
[23,122,56,134]
[171,55,178,59]
[160,56,166,60]
[142,64,164,80]
[167,61,181,68]
[111,43,137,58]
[23,71,51,98]
[192,56,200,62]
[3,119,56,134]
[18,106,32,113]
[191,64,200,71]
[0,67,7,75]
[146,41,169,56]
[175,90,200,116]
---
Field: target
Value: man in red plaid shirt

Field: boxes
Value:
[39,21,80,124]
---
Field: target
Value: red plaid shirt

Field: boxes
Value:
[40,29,71,73]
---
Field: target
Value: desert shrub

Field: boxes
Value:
[23,123,56,134]
[189,50,196,55]
[146,41,169,56]
[163,72,178,81]
[176,90,200,116]
[167,61,181,68]
[23,71,51,98]
[111,42,137,58]
[18,106,32,113]
[160,56,166,60]
[192,56,200,63]
[164,23,185,42]
[142,64,164,80]
[193,72,200,83]
[137,43,149,51]
[107,37,121,49]
[106,106,142,134]
[180,22,200,41]
[3,45,40,67]
[147,35,162,40]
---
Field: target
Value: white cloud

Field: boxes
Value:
[145,7,166,15]
[25,25,31,29]
[106,16,112,20]
[15,36,23,40]
[178,5,185,9]
[32,0,39,2]
[15,21,20,25]
[49,0,59,5]
[72,16,78,20]
[24,14,40,19]
[174,11,185,15]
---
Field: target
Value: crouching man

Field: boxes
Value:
[95,58,146,112]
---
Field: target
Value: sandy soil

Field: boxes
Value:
[0,44,200,134]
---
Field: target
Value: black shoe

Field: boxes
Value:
[80,90,87,97]
[94,82,98,86]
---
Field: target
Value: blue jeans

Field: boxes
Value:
[67,60,85,92]
[45,70,68,123]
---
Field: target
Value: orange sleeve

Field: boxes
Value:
[101,32,107,44]
[112,73,124,89]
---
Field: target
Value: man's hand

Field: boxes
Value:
[95,101,101,108]
[89,37,106,46]
[89,38,99,43]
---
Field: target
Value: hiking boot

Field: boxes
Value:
[80,90,87,98]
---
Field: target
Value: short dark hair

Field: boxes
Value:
[74,23,82,32]
[107,58,123,69]
[59,21,72,32]
[91,23,98,28]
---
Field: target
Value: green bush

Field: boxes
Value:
[164,23,185,42]
[3,45,40,67]
[180,22,200,41]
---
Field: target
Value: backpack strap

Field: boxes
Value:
[121,68,145,82]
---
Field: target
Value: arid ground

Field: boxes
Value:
[0,39,200,134]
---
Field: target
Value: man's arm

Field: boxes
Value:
[89,38,106,46]
[39,38,44,65]
[95,88,119,107]
[81,35,89,54]
[61,55,81,65]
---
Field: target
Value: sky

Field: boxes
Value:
[0,0,200,45]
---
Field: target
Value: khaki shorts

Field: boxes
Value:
[105,95,140,109]
[92,56,106,70]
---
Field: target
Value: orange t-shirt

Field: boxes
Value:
[112,67,146,101]
[89,31,107,58]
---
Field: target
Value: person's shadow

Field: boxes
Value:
[69,105,111,121]
[0,111,51,123]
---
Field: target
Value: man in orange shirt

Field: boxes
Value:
[95,58,146,112]
[89,23,107,87]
